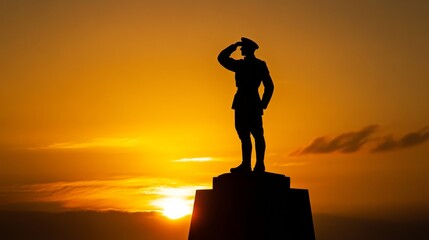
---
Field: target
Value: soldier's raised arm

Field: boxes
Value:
[217,42,241,72]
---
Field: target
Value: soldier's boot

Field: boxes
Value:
[230,162,251,173]
[254,136,266,173]
[253,161,265,173]
[232,136,252,174]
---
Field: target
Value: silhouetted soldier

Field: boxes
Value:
[218,37,274,173]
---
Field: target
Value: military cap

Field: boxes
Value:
[241,37,259,50]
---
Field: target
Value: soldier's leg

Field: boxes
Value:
[251,114,265,172]
[239,131,252,166]
[231,110,252,173]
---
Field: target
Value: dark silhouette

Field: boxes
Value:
[218,37,274,173]
[188,173,315,240]
[188,39,314,240]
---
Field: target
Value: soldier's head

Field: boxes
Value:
[239,37,259,58]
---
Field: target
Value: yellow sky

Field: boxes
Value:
[1,0,429,218]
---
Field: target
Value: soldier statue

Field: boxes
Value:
[218,37,274,173]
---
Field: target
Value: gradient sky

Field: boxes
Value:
[1,0,429,238]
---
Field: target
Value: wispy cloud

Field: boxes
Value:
[291,125,429,156]
[372,127,429,152]
[172,157,216,162]
[30,138,139,150]
[272,161,310,167]
[290,125,378,156]
[0,177,210,212]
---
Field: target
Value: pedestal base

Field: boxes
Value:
[188,172,315,240]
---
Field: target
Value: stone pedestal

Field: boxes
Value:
[188,172,315,240]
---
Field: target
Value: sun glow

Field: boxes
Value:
[155,197,193,219]
[150,186,208,220]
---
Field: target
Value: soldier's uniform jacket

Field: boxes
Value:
[218,44,274,115]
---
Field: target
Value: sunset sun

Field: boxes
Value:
[153,197,192,219]
[157,197,192,220]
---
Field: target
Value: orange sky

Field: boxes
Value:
[1,0,429,225]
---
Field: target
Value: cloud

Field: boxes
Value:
[290,125,379,156]
[272,161,309,167]
[0,211,191,240]
[372,127,429,152]
[1,212,428,240]
[172,157,216,162]
[0,177,210,212]
[30,138,138,150]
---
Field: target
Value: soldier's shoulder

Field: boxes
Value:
[256,59,268,68]
[255,58,266,65]
[255,59,269,74]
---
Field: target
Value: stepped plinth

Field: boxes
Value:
[188,172,315,240]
